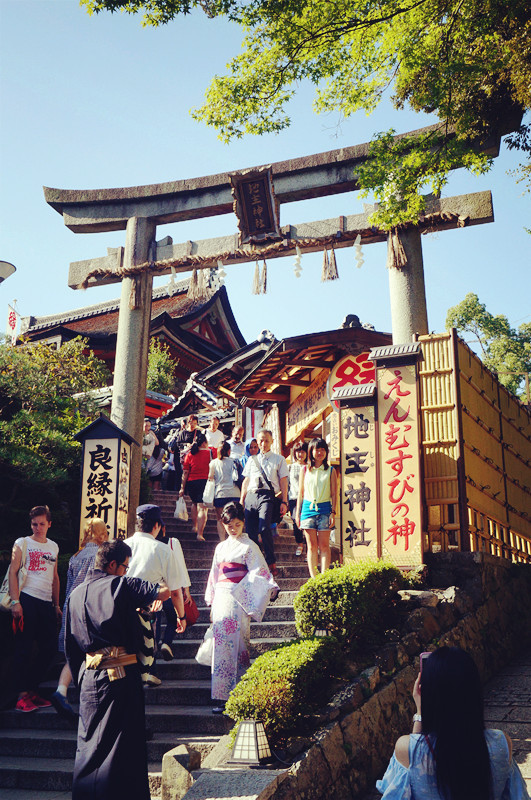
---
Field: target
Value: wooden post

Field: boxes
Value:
[111,216,156,534]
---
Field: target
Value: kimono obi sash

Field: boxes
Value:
[217,561,249,585]
[85,645,137,681]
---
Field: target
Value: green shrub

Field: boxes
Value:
[294,559,403,645]
[225,636,342,743]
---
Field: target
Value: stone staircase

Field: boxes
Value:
[0,490,307,795]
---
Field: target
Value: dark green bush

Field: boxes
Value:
[225,636,343,743]
[294,559,403,645]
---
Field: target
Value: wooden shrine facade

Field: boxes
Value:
[197,325,531,568]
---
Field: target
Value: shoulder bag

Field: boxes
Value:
[253,456,283,524]
[0,537,29,612]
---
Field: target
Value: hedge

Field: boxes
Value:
[294,559,403,645]
[225,636,343,743]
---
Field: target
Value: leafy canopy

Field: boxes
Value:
[82,0,530,226]
[146,337,177,395]
[446,294,531,398]
[0,337,110,484]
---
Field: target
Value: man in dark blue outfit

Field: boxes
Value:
[65,539,169,800]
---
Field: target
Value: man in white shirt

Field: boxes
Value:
[226,425,246,460]
[142,419,159,464]
[241,430,289,577]
[127,504,187,685]
[205,416,225,452]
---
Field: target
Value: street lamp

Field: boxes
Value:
[0,262,16,284]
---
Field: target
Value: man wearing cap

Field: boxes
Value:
[127,504,187,686]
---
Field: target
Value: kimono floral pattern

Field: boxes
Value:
[205,533,279,701]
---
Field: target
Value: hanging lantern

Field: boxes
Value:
[217,259,226,285]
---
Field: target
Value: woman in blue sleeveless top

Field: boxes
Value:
[377,647,528,800]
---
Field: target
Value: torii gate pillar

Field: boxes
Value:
[387,227,429,344]
[111,216,156,526]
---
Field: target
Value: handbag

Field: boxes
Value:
[0,537,28,612]
[232,459,243,489]
[253,456,283,524]
[174,496,189,521]
[202,478,215,506]
[195,624,214,666]
[184,596,200,627]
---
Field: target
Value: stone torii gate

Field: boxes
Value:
[44,123,498,530]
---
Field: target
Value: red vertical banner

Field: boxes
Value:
[377,363,423,567]
[340,403,379,562]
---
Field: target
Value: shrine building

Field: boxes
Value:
[20,279,246,419]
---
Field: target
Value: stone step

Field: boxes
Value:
[183,553,306,570]
[143,680,212,706]
[155,635,295,660]
[187,565,309,583]
[40,679,214,708]
[159,603,295,625]
[166,620,297,641]
[0,705,233,736]
[0,728,208,763]
[189,589,300,606]
[0,755,163,792]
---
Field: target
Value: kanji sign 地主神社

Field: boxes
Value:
[340,399,379,562]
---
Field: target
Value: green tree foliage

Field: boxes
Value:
[82,0,530,226]
[0,337,110,547]
[446,294,531,398]
[146,337,177,395]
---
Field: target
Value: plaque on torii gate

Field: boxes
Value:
[44,123,498,532]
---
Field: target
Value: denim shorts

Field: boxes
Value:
[300,513,332,531]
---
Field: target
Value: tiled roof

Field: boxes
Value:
[21,280,191,334]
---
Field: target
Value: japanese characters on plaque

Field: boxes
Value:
[377,364,422,567]
[327,352,376,409]
[229,166,282,245]
[340,404,379,561]
[329,410,340,463]
[286,370,329,443]
[80,438,118,545]
[116,441,131,540]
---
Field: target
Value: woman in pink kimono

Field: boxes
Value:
[205,502,279,714]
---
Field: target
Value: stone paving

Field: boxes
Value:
[4,649,531,800]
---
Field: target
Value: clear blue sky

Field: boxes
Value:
[1,0,529,346]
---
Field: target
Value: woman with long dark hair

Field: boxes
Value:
[377,646,528,799]
[295,437,337,578]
